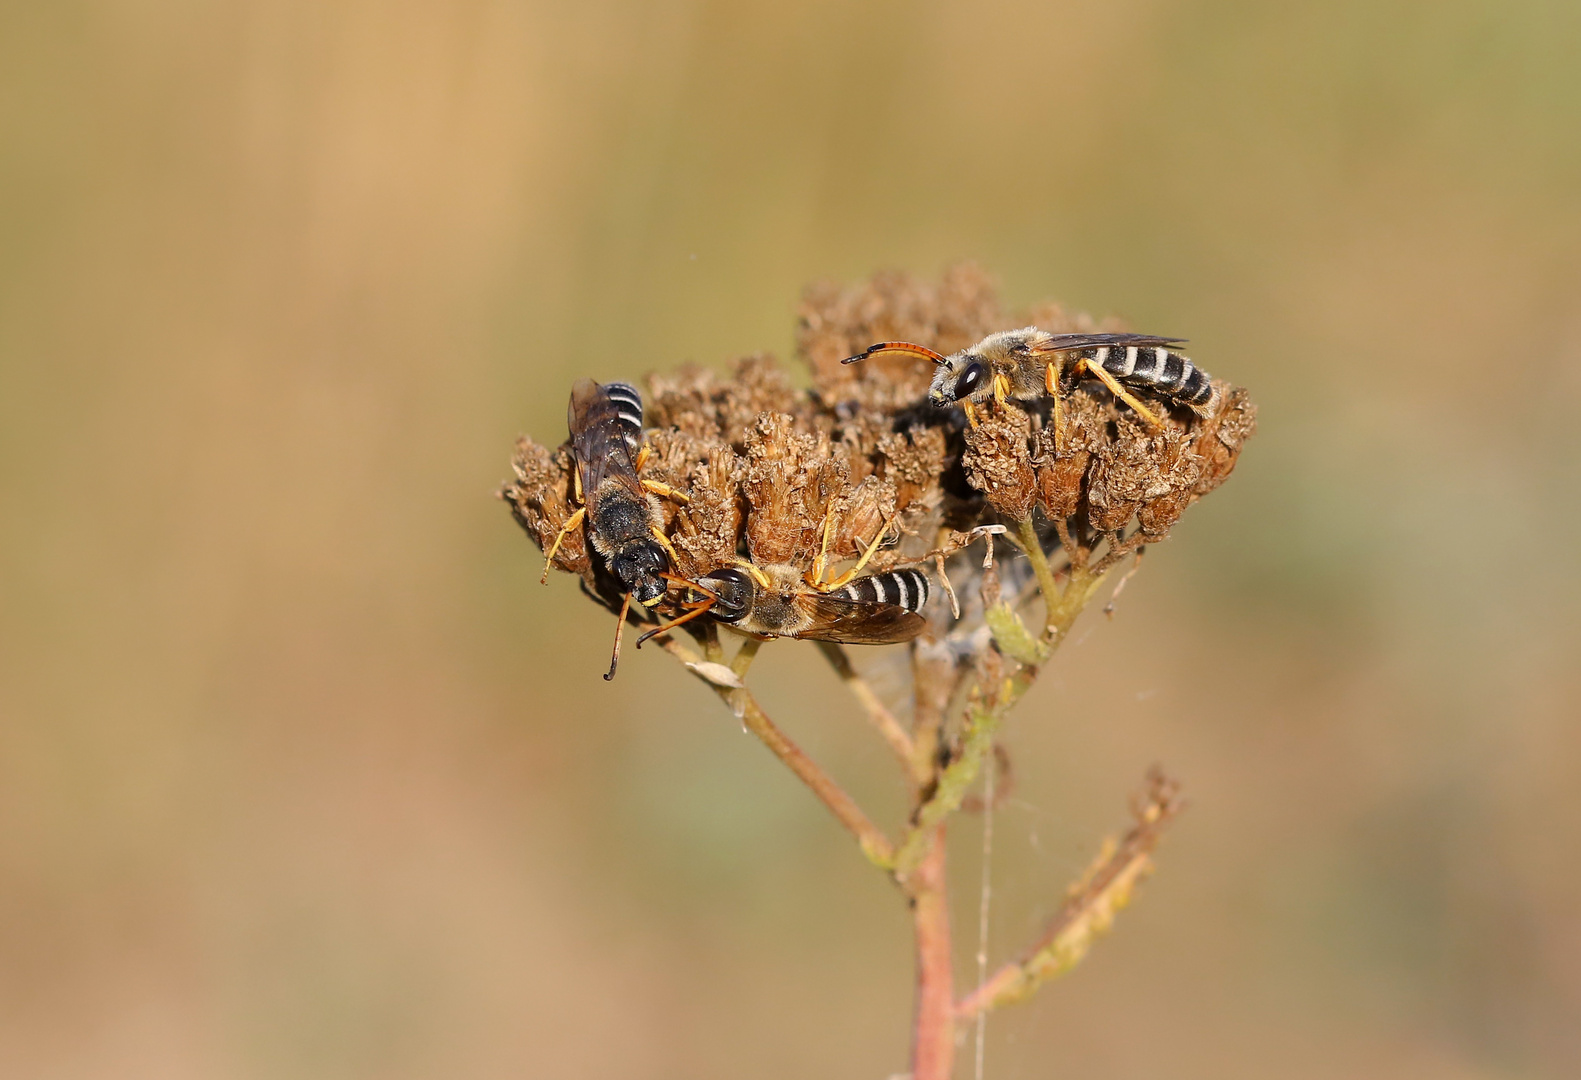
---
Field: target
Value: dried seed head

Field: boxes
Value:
[505,267,1254,649]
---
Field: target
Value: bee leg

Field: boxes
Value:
[633,445,651,470]
[640,478,691,504]
[604,591,634,681]
[1046,361,1066,454]
[807,500,847,587]
[814,512,899,591]
[961,399,981,428]
[649,524,682,569]
[993,372,1011,409]
[729,557,772,589]
[540,506,586,584]
[1076,358,1163,429]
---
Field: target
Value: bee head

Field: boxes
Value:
[929,353,989,407]
[694,567,756,622]
[612,544,669,606]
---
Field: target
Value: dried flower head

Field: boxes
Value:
[502,265,1255,635]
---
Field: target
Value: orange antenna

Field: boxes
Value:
[841,341,948,366]
[636,574,723,648]
[635,596,718,648]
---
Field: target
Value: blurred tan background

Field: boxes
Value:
[3,1,1579,1077]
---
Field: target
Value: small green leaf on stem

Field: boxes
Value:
[985,602,1049,666]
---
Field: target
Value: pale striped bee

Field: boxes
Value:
[843,329,1218,437]
[542,378,689,678]
[639,563,932,646]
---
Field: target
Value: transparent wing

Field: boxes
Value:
[568,378,643,499]
[792,593,928,645]
[1024,332,1187,355]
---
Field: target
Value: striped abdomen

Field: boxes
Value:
[832,568,930,612]
[1086,344,1216,414]
[587,380,645,448]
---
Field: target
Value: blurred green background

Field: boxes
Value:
[3,1,1579,1077]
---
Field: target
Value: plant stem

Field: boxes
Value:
[972,744,997,1080]
[891,699,1005,878]
[910,825,954,1080]
[1015,516,1063,630]
[658,635,896,868]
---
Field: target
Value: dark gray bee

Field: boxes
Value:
[639,563,932,646]
[543,378,688,678]
[843,328,1219,435]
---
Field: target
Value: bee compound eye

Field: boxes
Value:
[958,361,984,396]
[705,569,754,620]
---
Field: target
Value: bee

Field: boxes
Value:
[637,507,932,647]
[638,563,932,646]
[843,328,1218,441]
[543,378,689,679]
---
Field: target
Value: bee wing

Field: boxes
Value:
[568,378,643,499]
[1022,332,1188,355]
[791,593,928,645]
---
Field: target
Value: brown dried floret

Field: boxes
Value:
[1073,384,1257,539]
[963,409,1038,520]
[644,364,720,440]
[646,355,802,448]
[630,428,736,573]
[1033,393,1107,520]
[501,437,590,576]
[665,445,745,578]
[1085,415,1195,534]
[829,474,900,562]
[741,412,845,565]
[1191,384,1256,495]
[875,425,949,514]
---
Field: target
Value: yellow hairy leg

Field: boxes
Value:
[541,506,587,584]
[1076,358,1163,429]
[812,513,899,591]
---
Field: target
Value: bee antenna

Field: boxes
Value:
[635,594,718,649]
[840,341,949,366]
[603,591,634,681]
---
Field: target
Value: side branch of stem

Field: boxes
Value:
[955,771,1183,1018]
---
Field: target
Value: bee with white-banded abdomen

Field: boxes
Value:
[843,328,1218,445]
[638,563,932,646]
[636,502,933,646]
[543,378,690,678]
